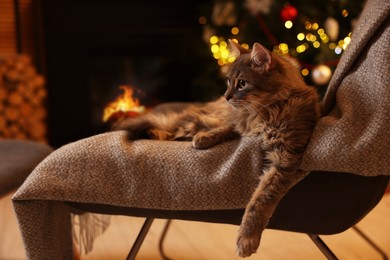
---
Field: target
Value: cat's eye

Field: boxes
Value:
[237,79,247,90]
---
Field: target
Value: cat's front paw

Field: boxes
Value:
[236,226,261,258]
[192,133,216,149]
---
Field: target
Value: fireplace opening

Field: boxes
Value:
[40,0,224,147]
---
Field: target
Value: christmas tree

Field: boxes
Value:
[198,0,366,97]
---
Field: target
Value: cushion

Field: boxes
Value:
[0,139,53,197]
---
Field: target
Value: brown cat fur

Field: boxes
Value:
[114,41,320,257]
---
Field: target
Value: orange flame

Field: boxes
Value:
[103,85,145,122]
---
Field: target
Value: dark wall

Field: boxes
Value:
[40,0,223,147]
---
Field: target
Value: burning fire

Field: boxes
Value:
[103,85,145,122]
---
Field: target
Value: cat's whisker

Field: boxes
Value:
[243,103,257,115]
[249,100,271,108]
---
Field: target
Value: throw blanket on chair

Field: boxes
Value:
[12,0,389,258]
[13,133,264,258]
[301,0,390,175]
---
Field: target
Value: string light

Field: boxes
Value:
[301,69,309,76]
[296,44,307,53]
[297,33,305,41]
[209,36,237,66]
[277,16,352,58]
[231,27,239,35]
[284,21,293,29]
[279,43,289,54]
[313,41,320,48]
[204,6,354,74]
[210,36,218,45]
[241,43,250,49]
[199,16,207,25]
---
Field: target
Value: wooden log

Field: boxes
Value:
[0,54,47,141]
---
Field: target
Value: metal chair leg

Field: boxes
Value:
[126,218,155,260]
[158,219,173,260]
[308,234,338,260]
[352,226,388,260]
[127,221,387,260]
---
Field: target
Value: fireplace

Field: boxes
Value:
[39,0,224,147]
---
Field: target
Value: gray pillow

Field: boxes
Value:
[0,140,53,197]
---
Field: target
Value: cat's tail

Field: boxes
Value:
[111,116,154,140]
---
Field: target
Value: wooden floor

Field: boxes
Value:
[1,191,389,260]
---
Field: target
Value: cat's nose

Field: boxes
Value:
[224,91,233,101]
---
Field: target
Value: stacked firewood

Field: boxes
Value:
[0,55,47,142]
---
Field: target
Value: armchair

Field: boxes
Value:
[12,0,390,259]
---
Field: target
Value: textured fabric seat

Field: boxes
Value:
[0,139,53,197]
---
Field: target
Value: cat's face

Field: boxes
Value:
[224,42,275,110]
[224,41,299,111]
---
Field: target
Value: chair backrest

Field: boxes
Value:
[267,171,390,234]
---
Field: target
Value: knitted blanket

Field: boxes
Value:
[12,0,390,258]
[301,0,390,176]
[13,132,264,258]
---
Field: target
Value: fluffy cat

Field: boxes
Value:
[114,40,320,257]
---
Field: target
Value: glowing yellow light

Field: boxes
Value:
[208,36,241,66]
[218,59,225,66]
[317,28,325,35]
[199,16,207,24]
[342,38,351,50]
[285,20,293,29]
[297,33,305,41]
[312,23,319,30]
[221,50,229,59]
[305,22,312,30]
[320,34,329,42]
[342,9,349,17]
[279,43,289,54]
[210,36,218,45]
[228,57,236,63]
[242,43,250,49]
[302,69,309,76]
[309,35,317,42]
[211,44,219,53]
[296,45,307,53]
[313,41,320,48]
[220,41,228,48]
[231,27,239,35]
[329,43,336,49]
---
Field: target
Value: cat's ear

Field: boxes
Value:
[228,39,250,57]
[251,43,272,72]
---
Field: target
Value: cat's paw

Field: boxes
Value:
[192,133,216,149]
[236,226,261,258]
